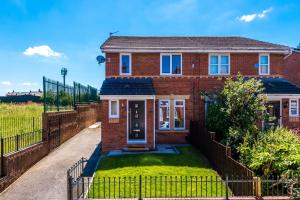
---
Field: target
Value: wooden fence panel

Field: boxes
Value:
[189,120,255,196]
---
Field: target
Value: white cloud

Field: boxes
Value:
[23,45,62,58]
[238,7,273,23]
[21,82,38,86]
[1,81,11,86]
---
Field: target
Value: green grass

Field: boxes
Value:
[0,103,43,154]
[88,146,230,198]
[0,103,43,137]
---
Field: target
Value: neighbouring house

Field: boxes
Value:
[99,36,300,151]
[0,89,42,103]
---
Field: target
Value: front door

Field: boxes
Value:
[128,101,145,142]
[265,101,281,129]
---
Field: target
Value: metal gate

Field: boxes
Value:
[48,117,61,151]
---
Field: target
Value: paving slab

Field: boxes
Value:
[0,123,101,200]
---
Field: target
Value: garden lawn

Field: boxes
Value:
[88,146,229,198]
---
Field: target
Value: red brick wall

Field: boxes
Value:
[0,103,102,193]
[132,53,160,76]
[105,53,285,77]
[105,53,119,76]
[284,51,300,86]
[0,142,49,192]
[157,131,188,144]
[102,99,155,151]
[43,103,102,143]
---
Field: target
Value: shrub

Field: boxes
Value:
[206,104,229,139]
[239,127,300,176]
[204,74,267,154]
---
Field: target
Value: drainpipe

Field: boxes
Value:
[283,48,293,60]
[153,95,156,150]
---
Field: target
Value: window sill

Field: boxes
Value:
[156,129,189,133]
[160,74,182,76]
[109,118,119,123]
[209,74,230,76]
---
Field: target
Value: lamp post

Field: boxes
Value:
[61,67,68,90]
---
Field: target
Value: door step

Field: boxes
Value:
[122,146,150,152]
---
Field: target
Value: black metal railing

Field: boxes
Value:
[0,116,42,138]
[0,130,42,155]
[43,77,99,112]
[68,174,298,199]
[43,77,74,112]
[74,82,98,104]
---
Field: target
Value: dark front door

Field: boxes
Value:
[265,101,281,129]
[128,101,145,141]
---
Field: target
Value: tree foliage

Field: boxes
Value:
[239,127,300,176]
[205,74,267,153]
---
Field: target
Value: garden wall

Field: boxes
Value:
[0,103,102,193]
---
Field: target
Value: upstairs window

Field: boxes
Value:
[120,53,131,75]
[109,100,119,118]
[259,54,270,75]
[160,54,182,75]
[209,54,230,75]
[290,99,299,117]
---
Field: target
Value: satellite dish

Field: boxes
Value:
[96,55,105,65]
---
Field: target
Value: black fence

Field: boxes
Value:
[0,117,42,138]
[68,174,296,199]
[74,82,98,104]
[43,77,99,112]
[67,155,298,200]
[0,130,42,156]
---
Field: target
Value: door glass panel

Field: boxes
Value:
[128,101,145,141]
[265,101,280,130]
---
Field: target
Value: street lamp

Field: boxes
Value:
[61,67,68,89]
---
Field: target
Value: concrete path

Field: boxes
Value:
[0,123,101,200]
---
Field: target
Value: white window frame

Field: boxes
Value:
[159,100,170,130]
[208,54,230,75]
[174,100,185,130]
[289,99,299,117]
[119,53,132,75]
[109,100,119,118]
[259,54,270,75]
[160,53,182,76]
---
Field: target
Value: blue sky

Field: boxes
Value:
[0,0,299,95]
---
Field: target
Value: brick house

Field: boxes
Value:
[99,36,300,151]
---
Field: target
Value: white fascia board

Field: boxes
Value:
[265,94,300,99]
[101,48,290,54]
[100,95,155,100]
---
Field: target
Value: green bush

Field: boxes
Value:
[59,91,73,106]
[204,74,267,154]
[206,104,229,139]
[239,127,300,176]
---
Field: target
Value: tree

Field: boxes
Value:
[204,74,268,154]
